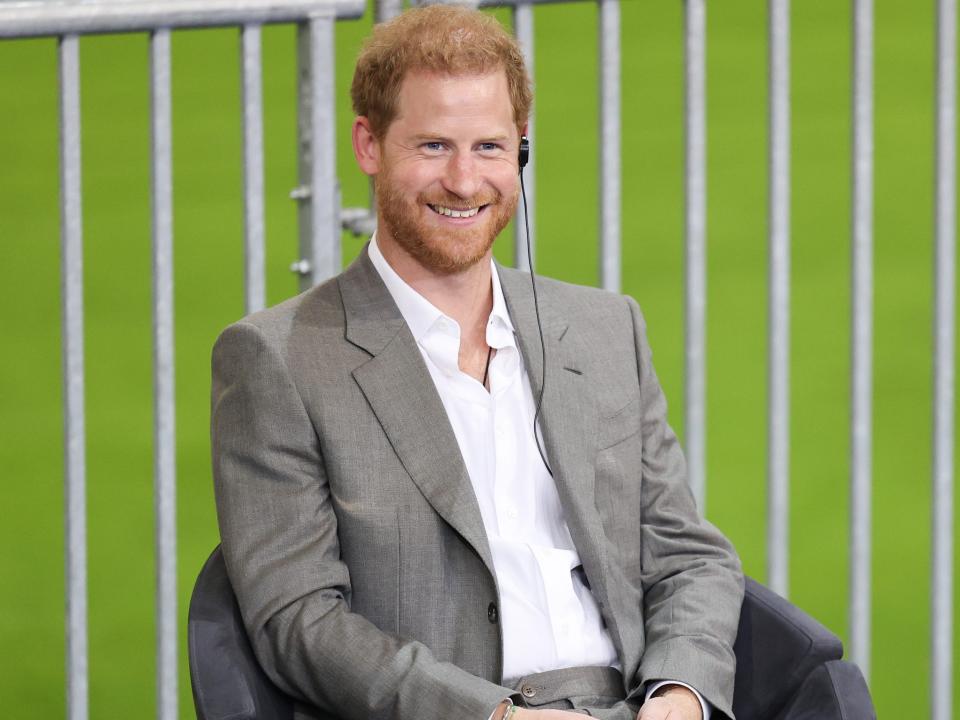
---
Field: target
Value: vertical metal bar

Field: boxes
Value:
[295,14,338,289]
[59,33,88,720]
[850,0,873,681]
[598,0,621,293]
[149,27,177,720]
[241,23,266,315]
[932,0,956,716]
[364,1,398,241]
[684,0,707,509]
[513,1,535,272]
[375,0,404,22]
[767,0,790,598]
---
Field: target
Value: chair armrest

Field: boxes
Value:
[731,576,843,720]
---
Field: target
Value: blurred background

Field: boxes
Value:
[0,0,951,716]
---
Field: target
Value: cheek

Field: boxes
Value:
[491,167,520,197]
[401,167,444,198]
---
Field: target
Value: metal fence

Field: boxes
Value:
[0,4,365,719]
[0,0,955,718]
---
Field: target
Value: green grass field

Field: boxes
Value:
[0,0,954,716]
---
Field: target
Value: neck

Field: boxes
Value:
[376,232,493,351]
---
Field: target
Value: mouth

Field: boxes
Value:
[427,203,486,219]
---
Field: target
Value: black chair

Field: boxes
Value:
[189,546,875,720]
[189,546,294,720]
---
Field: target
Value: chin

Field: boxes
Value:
[403,232,494,275]
[383,212,505,275]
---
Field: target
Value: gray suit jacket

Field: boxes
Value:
[211,250,743,720]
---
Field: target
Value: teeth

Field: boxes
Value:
[430,204,480,218]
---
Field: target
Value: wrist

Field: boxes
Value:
[651,685,702,720]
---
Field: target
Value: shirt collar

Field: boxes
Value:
[486,264,516,350]
[368,234,446,344]
[367,234,516,347]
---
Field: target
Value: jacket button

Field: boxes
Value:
[521,684,536,698]
[487,602,498,623]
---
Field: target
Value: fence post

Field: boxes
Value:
[767,0,791,598]
[241,23,266,314]
[849,0,874,682]
[149,26,178,720]
[59,31,88,720]
[598,0,620,293]
[684,0,707,510]
[376,0,404,22]
[513,1,535,271]
[293,12,338,289]
[932,0,956,716]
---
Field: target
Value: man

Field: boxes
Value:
[211,6,743,720]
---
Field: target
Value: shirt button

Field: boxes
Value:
[487,602,499,624]
[521,684,537,699]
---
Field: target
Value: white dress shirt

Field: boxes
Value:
[368,237,709,718]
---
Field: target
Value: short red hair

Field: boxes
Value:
[351,5,533,138]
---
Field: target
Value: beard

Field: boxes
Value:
[374,168,518,275]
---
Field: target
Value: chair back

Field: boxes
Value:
[188,546,295,720]
[732,577,844,719]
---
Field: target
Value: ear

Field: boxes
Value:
[352,116,381,176]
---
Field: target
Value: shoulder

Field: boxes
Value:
[498,265,640,327]
[216,274,345,350]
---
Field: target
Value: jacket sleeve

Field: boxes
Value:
[624,296,744,719]
[211,321,513,720]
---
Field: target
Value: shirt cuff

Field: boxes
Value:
[645,680,711,720]
[488,696,520,720]
[487,699,507,720]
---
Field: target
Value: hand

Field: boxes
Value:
[636,685,702,720]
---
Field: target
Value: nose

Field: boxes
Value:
[442,151,481,200]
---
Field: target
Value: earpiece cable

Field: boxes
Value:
[520,170,554,478]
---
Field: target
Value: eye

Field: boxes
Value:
[478,142,500,153]
[422,141,445,153]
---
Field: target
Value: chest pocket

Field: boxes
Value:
[597,394,641,450]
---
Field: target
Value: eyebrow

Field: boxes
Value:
[410,133,512,143]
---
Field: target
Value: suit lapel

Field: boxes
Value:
[498,268,613,615]
[338,252,496,578]
[337,254,619,650]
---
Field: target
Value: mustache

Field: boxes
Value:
[417,190,502,209]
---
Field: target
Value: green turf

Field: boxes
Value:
[0,0,955,715]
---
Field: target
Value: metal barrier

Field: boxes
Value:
[0,4,365,719]
[2,0,957,717]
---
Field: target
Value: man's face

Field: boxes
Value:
[364,70,521,275]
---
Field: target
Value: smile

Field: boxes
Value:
[428,204,483,218]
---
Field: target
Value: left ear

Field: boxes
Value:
[352,116,381,176]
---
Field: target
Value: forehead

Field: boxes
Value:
[390,70,515,137]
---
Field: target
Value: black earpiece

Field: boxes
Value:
[518,135,530,171]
